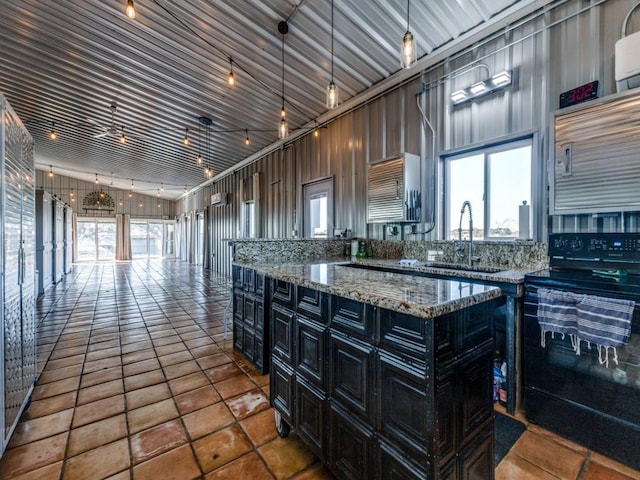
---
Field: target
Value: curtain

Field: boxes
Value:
[253,172,261,238]
[203,206,210,268]
[188,210,196,264]
[72,212,78,263]
[115,214,123,260]
[116,214,131,261]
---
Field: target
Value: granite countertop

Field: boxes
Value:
[235,261,502,320]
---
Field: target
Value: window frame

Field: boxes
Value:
[302,177,334,239]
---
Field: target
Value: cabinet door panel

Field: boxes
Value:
[377,351,430,461]
[243,267,255,292]
[296,377,326,459]
[270,358,295,425]
[330,331,374,422]
[272,304,295,365]
[233,320,244,351]
[377,439,429,480]
[296,316,327,389]
[243,327,256,362]
[232,265,243,289]
[243,295,256,328]
[330,295,374,340]
[233,290,244,321]
[459,344,493,445]
[379,308,431,361]
[459,428,494,480]
[255,300,265,333]
[297,286,328,323]
[329,404,373,480]
[272,279,295,307]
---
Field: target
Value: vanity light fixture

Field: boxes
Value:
[326,0,339,109]
[49,122,57,140]
[125,0,136,19]
[400,0,416,69]
[451,70,513,106]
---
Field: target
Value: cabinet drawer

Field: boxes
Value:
[329,403,374,480]
[330,295,374,340]
[297,286,328,323]
[330,330,375,423]
[295,315,327,389]
[272,279,295,307]
[379,308,432,361]
[296,377,327,459]
[272,304,295,365]
[271,358,295,425]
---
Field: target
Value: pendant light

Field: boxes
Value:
[278,21,288,140]
[326,0,339,109]
[401,0,416,69]
[49,121,57,140]
[245,129,250,146]
[197,124,203,164]
[228,58,235,86]
[183,128,189,146]
[125,0,136,19]
[120,126,127,143]
[48,165,54,177]
[95,173,99,184]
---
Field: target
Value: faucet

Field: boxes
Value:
[456,200,480,266]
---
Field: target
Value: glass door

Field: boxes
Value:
[77,219,115,261]
[164,221,175,258]
[96,222,116,260]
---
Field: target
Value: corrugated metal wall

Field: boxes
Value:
[177,0,640,276]
[36,170,175,218]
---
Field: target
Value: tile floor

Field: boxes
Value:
[0,259,639,480]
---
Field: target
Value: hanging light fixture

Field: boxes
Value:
[128,190,132,198]
[400,0,417,69]
[49,121,57,140]
[183,128,189,146]
[125,0,136,19]
[196,124,203,164]
[48,165,54,177]
[245,129,250,146]
[278,21,288,140]
[326,0,339,109]
[161,182,164,192]
[131,179,135,189]
[95,173,99,184]
[120,126,127,143]
[157,190,160,197]
[227,58,235,86]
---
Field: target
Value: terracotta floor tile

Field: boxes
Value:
[62,438,130,480]
[189,344,223,359]
[8,408,73,448]
[184,337,215,349]
[193,424,253,473]
[197,353,233,370]
[83,355,122,374]
[175,385,221,414]
[8,461,63,480]
[526,423,589,455]
[289,463,337,480]
[72,394,125,428]
[67,414,128,457]
[204,452,274,480]
[168,371,209,396]
[589,453,640,480]
[583,461,636,480]
[104,470,131,480]
[495,451,563,480]
[205,362,242,383]
[87,339,120,352]
[126,383,172,410]
[181,330,208,340]
[258,434,317,480]
[43,354,85,371]
[123,358,162,377]
[240,408,278,447]
[214,374,256,399]
[158,350,193,367]
[23,391,76,420]
[155,342,187,357]
[132,444,201,480]
[511,430,585,480]
[152,335,182,347]
[0,432,67,480]
[37,363,82,385]
[225,389,270,420]
[163,360,201,379]
[130,418,188,464]
[124,369,166,392]
[183,402,235,440]
[32,376,80,401]
[80,365,122,388]
[128,398,179,434]
[122,348,156,365]
[85,346,121,362]
[48,345,87,360]
[122,340,153,353]
[77,379,124,405]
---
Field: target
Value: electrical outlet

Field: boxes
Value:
[386,225,399,236]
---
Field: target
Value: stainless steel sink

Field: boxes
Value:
[422,262,505,274]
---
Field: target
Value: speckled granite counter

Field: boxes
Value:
[234,260,501,320]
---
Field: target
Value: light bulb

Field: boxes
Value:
[228,71,235,87]
[197,154,203,164]
[160,183,164,191]
[48,166,54,177]
[128,190,132,198]
[183,129,189,146]
[245,130,250,145]
[279,118,288,139]
[95,174,99,184]
[120,133,126,143]
[49,129,57,140]
[125,0,136,19]
[157,190,160,197]
[281,107,286,118]
[401,31,416,69]
[326,81,339,109]
[314,128,319,137]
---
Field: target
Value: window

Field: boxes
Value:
[303,178,333,238]
[445,138,532,240]
[76,219,116,261]
[242,201,255,238]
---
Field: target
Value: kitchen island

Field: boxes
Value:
[233,260,502,480]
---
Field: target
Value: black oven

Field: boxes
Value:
[524,233,640,471]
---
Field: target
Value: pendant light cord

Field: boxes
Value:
[281,34,285,110]
[330,0,334,81]
[406,0,410,31]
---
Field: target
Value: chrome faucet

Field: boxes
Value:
[456,200,480,266]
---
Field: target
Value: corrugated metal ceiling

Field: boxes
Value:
[0,0,527,199]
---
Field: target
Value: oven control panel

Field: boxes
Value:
[549,233,640,262]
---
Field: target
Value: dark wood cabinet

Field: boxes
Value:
[267,277,497,480]
[232,266,270,374]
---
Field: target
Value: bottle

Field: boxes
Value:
[356,240,367,258]
[498,361,508,407]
